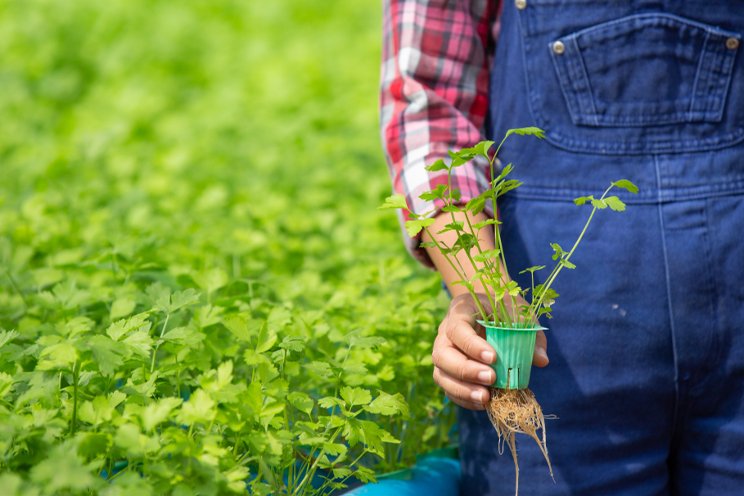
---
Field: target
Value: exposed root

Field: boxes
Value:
[486,387,554,496]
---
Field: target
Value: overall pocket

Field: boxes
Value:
[551,14,738,127]
[518,8,744,154]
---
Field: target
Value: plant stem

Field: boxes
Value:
[70,361,79,435]
[529,184,615,320]
[149,312,170,374]
[422,226,489,322]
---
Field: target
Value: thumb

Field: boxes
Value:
[533,329,549,367]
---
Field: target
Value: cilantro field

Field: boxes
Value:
[0,1,455,494]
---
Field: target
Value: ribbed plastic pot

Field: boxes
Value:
[478,321,547,390]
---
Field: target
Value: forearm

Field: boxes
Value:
[422,210,509,298]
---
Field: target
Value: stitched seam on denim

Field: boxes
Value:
[549,41,583,125]
[520,6,555,136]
[688,29,707,121]
[688,198,722,395]
[654,154,680,439]
[512,177,744,198]
[572,37,599,125]
[544,127,744,155]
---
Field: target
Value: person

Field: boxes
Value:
[380,0,744,494]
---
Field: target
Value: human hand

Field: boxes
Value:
[431,292,549,410]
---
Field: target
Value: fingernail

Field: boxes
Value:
[470,390,483,402]
[477,370,492,384]
[480,351,494,363]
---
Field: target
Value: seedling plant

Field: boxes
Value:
[381,127,638,494]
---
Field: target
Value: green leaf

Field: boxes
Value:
[560,259,576,269]
[612,179,639,194]
[472,249,500,262]
[106,313,151,342]
[519,265,545,275]
[364,391,409,417]
[169,288,201,313]
[110,297,137,320]
[86,335,125,376]
[604,196,626,212]
[472,218,500,230]
[475,140,496,158]
[573,195,593,206]
[288,392,314,415]
[424,159,448,172]
[141,397,183,432]
[436,221,464,234]
[378,195,408,210]
[340,386,372,407]
[465,195,487,215]
[550,242,564,261]
[418,184,447,201]
[178,389,216,424]
[37,342,78,370]
[404,218,435,237]
[278,336,305,353]
[591,198,608,209]
[255,323,277,353]
[0,329,19,348]
[505,126,546,140]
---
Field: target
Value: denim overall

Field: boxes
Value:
[457,1,744,494]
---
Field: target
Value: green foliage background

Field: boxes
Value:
[0,1,455,494]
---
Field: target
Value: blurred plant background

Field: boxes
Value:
[0,0,456,494]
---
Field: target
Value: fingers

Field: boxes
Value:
[432,335,495,385]
[433,367,489,411]
[532,329,549,367]
[444,320,494,363]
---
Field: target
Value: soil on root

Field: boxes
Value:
[486,387,554,496]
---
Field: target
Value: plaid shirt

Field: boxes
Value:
[380,0,502,267]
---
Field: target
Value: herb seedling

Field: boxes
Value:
[380,127,638,495]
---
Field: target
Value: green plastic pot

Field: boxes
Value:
[478,321,547,390]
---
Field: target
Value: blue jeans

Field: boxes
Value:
[458,2,744,494]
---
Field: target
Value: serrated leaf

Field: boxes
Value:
[141,397,182,432]
[378,195,408,210]
[560,259,576,269]
[178,389,216,424]
[279,336,305,353]
[612,179,639,194]
[37,342,78,370]
[0,329,19,348]
[169,288,201,313]
[106,313,151,342]
[591,198,608,209]
[404,218,435,237]
[505,126,546,139]
[475,140,496,157]
[364,391,409,417]
[472,218,500,229]
[436,221,464,234]
[550,242,564,261]
[604,196,626,212]
[340,387,371,407]
[472,249,501,262]
[424,159,448,172]
[573,195,593,206]
[223,315,253,342]
[418,184,447,202]
[110,297,137,320]
[318,396,344,409]
[288,392,314,415]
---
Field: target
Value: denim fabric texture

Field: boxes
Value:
[457,1,744,494]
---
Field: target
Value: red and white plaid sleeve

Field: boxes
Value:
[380,0,500,268]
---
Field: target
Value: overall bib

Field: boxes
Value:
[457,1,744,494]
